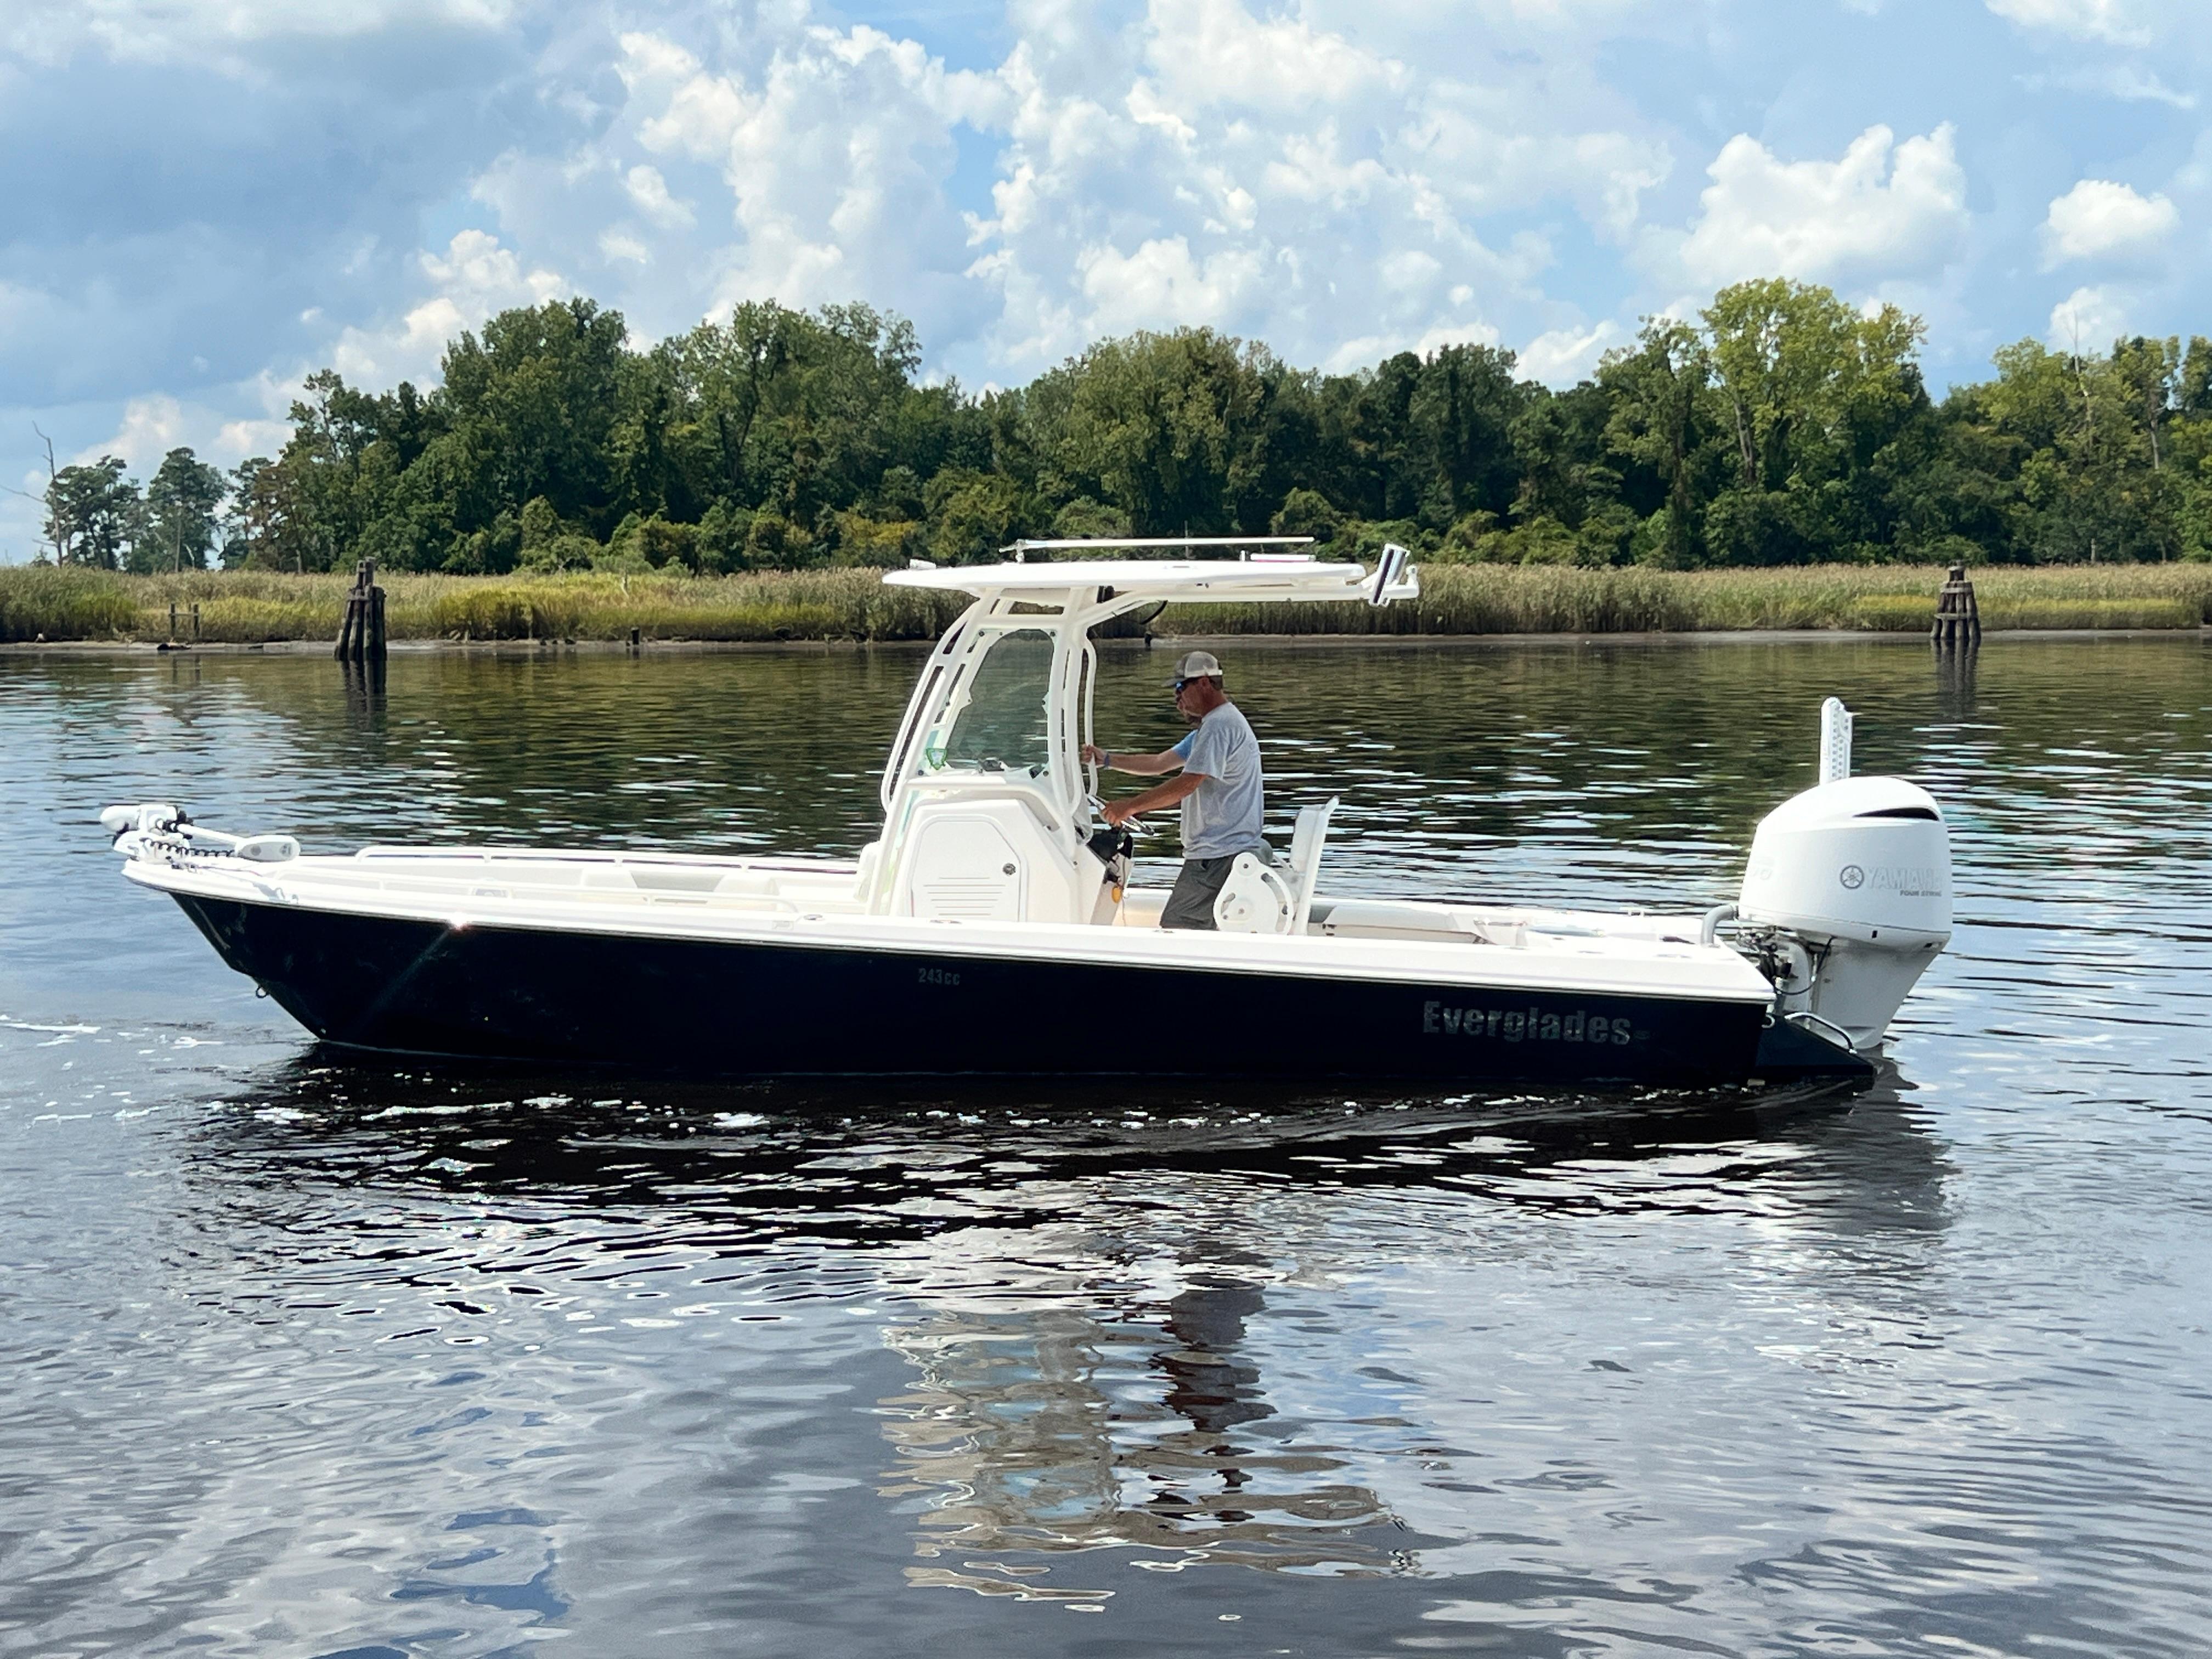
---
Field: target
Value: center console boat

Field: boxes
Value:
[103,540,1953,1086]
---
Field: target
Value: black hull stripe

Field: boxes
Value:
[172,894,1862,1086]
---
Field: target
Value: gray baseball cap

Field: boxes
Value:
[1168,650,1223,685]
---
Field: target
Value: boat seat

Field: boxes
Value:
[1213,854,1294,933]
[1210,797,1338,936]
[1286,796,1338,935]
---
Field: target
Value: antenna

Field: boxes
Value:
[1001,535,1316,562]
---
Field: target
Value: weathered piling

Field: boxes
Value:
[1931,562,1980,646]
[334,558,387,662]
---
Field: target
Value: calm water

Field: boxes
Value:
[3,635,2210,1658]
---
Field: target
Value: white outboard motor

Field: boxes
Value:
[1736,700,1952,1052]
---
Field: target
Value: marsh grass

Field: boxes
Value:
[1163,564,2212,636]
[27,569,969,644]
[5,562,2207,644]
[0,568,142,641]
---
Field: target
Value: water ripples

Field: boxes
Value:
[3,637,2211,1655]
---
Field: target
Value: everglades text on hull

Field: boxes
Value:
[100,539,1954,1086]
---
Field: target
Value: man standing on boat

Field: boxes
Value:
[1084,650,1266,930]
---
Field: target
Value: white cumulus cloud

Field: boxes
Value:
[1517,321,1621,385]
[1136,0,1406,111]
[1076,237,1268,336]
[462,2,1678,383]
[73,394,190,470]
[1323,318,1503,375]
[1675,123,1969,288]
[23,0,2212,569]
[1985,0,2153,46]
[71,388,290,478]
[609,22,1002,328]
[2048,282,2131,347]
[2041,178,2179,263]
[622,165,695,232]
[330,229,567,388]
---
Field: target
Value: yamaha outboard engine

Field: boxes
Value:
[1735,701,1952,1052]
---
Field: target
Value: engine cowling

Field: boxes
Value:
[1739,775,1952,1051]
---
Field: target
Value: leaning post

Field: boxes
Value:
[335,571,358,659]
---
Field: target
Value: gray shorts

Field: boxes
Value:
[1160,848,1270,931]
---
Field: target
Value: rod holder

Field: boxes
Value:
[1819,697,1853,784]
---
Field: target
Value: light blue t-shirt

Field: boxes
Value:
[1171,702,1265,859]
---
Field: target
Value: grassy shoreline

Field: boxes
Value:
[3,563,2209,645]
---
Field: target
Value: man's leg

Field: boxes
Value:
[1159,856,1235,930]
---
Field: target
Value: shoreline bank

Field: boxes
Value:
[6,627,2205,659]
[4,562,2210,646]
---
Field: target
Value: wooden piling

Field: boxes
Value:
[335,558,387,663]
[1931,562,1980,646]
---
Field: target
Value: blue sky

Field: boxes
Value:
[2,0,2206,558]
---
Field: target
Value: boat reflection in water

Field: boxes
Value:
[860,1076,1943,1605]
[180,1065,1950,1620]
[879,1262,1417,1602]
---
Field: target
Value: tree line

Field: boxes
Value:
[33,279,2212,574]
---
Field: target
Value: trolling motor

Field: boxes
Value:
[100,803,300,867]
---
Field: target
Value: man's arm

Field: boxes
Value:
[1101,770,1206,827]
[1082,742,1185,777]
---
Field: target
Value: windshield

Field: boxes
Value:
[930,628,1057,778]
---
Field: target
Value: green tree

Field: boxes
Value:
[925,469,1024,564]
[226,273,2212,575]
[1269,486,1342,545]
[1599,322,1712,567]
[1697,279,1929,562]
[1962,335,2212,562]
[1508,380,1624,560]
[1406,344,1527,526]
[137,447,228,572]
[657,300,945,552]
[1030,329,1281,533]
[46,456,139,569]
[442,299,631,534]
